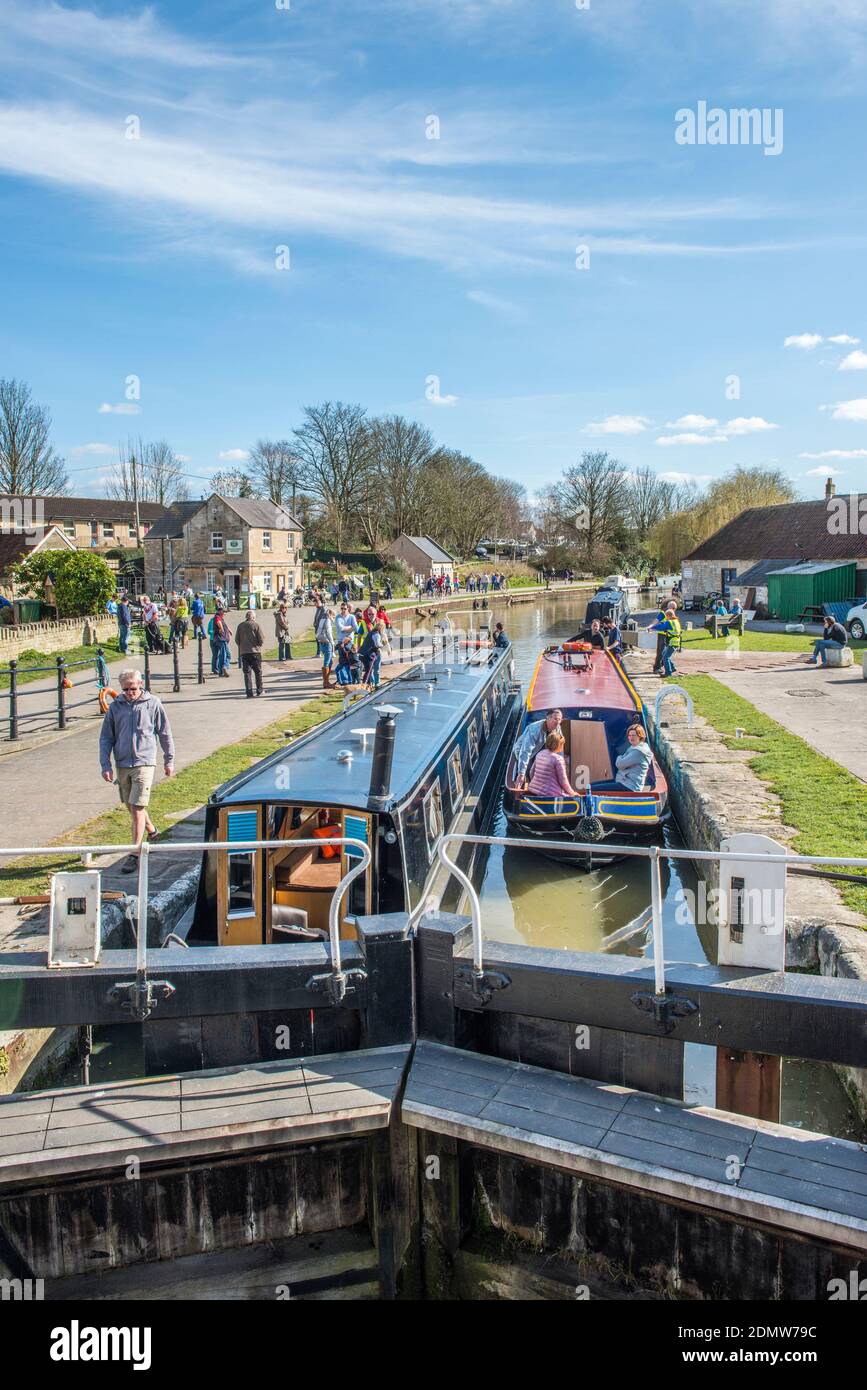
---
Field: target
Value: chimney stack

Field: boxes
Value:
[367,706,402,808]
[825,477,836,500]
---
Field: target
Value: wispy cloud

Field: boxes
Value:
[784,332,822,349]
[70,441,115,455]
[800,448,867,459]
[466,289,521,317]
[725,416,778,435]
[585,415,650,436]
[656,432,727,446]
[218,449,250,462]
[666,414,718,430]
[830,398,867,422]
[98,402,140,415]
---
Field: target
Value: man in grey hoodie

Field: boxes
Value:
[99,669,175,872]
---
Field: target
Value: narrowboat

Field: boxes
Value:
[191,645,521,945]
[584,583,631,627]
[503,642,668,862]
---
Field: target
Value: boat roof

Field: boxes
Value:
[213,646,510,812]
[526,649,642,717]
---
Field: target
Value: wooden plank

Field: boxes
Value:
[600,1131,743,1186]
[409,1060,502,1102]
[744,1143,867,1198]
[402,1079,490,1120]
[180,1066,304,1099]
[0,1130,48,1158]
[609,1110,752,1163]
[180,1095,311,1131]
[621,1093,759,1145]
[301,1045,409,1081]
[480,1100,609,1151]
[0,1108,52,1138]
[738,1167,867,1222]
[44,1114,183,1149]
[414,1041,514,1082]
[308,1093,391,1116]
[752,1127,867,1176]
[716,1049,781,1124]
[181,1081,306,1114]
[48,1097,180,1130]
[491,1080,625,1132]
[303,1067,406,1099]
[507,1067,631,1114]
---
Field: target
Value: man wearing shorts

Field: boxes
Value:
[99,669,175,873]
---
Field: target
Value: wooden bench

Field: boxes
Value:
[703,612,745,638]
[401,1041,867,1252]
[0,1044,411,1187]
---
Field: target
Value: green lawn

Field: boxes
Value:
[0,639,124,690]
[0,690,346,899]
[677,674,867,920]
[678,627,867,654]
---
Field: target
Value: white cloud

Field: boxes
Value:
[218,449,250,462]
[176,454,192,463]
[799,448,867,459]
[784,333,823,349]
[804,465,846,477]
[665,414,718,430]
[98,402,140,415]
[428,394,459,407]
[656,432,728,446]
[70,442,115,456]
[831,398,867,422]
[585,414,650,436]
[839,350,867,370]
[828,334,861,345]
[466,290,520,316]
[725,416,779,435]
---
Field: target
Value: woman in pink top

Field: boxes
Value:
[527,731,578,798]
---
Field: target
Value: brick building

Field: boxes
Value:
[143,495,303,602]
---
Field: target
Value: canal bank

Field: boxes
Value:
[627,651,867,1121]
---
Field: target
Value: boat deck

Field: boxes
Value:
[402,1042,867,1252]
[527,649,641,716]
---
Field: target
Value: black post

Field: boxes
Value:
[197,635,204,685]
[8,659,18,741]
[172,638,180,693]
[143,645,151,692]
[357,913,415,1047]
[56,656,67,730]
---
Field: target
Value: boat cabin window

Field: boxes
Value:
[228,852,255,917]
[423,782,445,860]
[482,699,490,738]
[448,746,463,808]
[467,719,479,771]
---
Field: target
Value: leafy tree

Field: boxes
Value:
[11,550,115,617]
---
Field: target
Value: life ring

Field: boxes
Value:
[99,687,118,713]
[561,641,593,653]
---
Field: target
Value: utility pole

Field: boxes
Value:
[132,449,142,547]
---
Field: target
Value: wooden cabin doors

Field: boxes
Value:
[216,804,263,946]
[569,719,612,786]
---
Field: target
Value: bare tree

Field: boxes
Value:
[424,451,498,556]
[626,466,676,538]
[210,469,257,498]
[293,403,374,551]
[554,450,628,560]
[249,439,302,510]
[366,415,438,540]
[108,439,189,505]
[0,378,68,494]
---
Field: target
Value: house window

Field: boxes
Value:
[102,522,114,539]
[90,521,98,546]
[128,523,136,539]
[206,570,216,592]
[211,532,224,551]
[481,699,490,740]
[262,572,272,592]
[262,531,272,551]
[62,519,75,538]
[422,782,444,861]
[288,532,295,549]
[448,747,463,808]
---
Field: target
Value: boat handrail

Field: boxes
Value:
[0,836,370,1013]
[434,832,867,1000]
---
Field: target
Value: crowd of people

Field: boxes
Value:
[310,591,394,691]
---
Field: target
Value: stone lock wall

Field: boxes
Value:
[0,615,118,663]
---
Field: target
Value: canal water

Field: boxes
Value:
[454,590,864,1141]
[55,590,863,1141]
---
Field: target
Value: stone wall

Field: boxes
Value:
[0,615,118,662]
[631,665,867,1117]
[681,556,754,604]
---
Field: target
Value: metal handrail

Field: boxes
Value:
[435,833,867,998]
[0,836,371,1005]
[655,684,694,727]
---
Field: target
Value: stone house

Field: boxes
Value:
[384,534,455,583]
[143,495,304,603]
[681,481,867,605]
[0,494,167,552]
[0,526,76,601]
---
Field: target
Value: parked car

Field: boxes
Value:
[474,546,488,558]
[846,600,867,640]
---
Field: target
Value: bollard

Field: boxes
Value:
[56,656,67,730]
[143,645,151,692]
[197,636,204,685]
[172,638,180,693]
[8,659,18,741]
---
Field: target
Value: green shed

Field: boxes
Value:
[766,561,857,621]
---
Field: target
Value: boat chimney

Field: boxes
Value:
[367,705,402,808]
[825,476,836,500]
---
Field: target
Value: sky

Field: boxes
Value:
[2,0,867,502]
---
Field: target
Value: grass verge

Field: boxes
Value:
[678,628,867,654]
[678,674,867,919]
[0,690,346,899]
[0,640,124,690]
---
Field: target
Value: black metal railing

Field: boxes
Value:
[0,648,111,742]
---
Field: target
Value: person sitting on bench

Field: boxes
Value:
[527,730,579,799]
[613,724,653,791]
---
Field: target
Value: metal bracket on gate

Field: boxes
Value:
[305,968,367,1005]
[630,989,698,1035]
[454,964,512,1006]
[108,976,176,1022]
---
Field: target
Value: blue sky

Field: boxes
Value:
[1,0,867,500]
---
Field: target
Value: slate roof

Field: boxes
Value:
[731,559,800,587]
[394,535,454,564]
[141,501,202,541]
[0,494,168,523]
[685,497,867,562]
[218,496,302,530]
